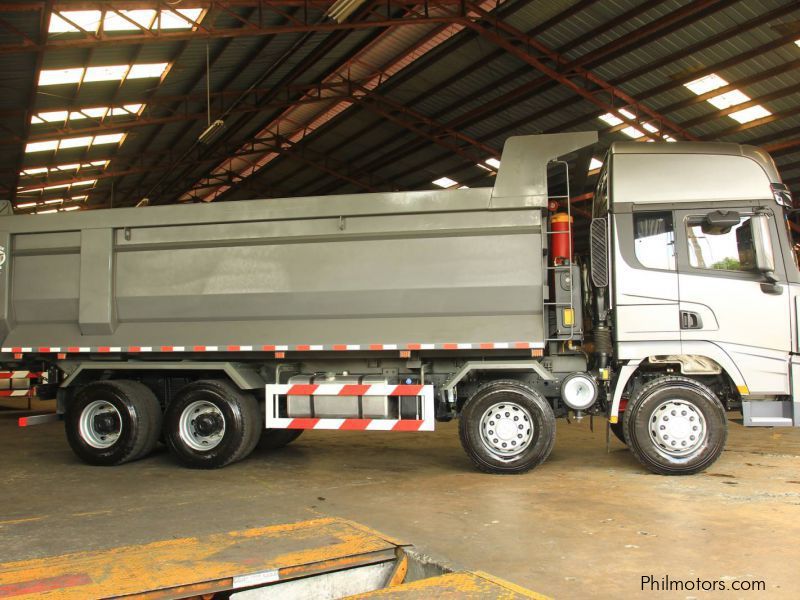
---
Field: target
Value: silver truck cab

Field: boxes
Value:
[595,141,800,440]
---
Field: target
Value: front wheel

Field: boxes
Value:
[623,376,727,475]
[459,380,556,474]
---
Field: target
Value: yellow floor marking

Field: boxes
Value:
[0,517,44,527]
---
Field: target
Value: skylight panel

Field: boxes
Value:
[25,140,58,153]
[20,161,110,178]
[39,64,165,87]
[59,136,93,149]
[599,113,622,126]
[433,177,458,188]
[621,126,644,138]
[684,74,728,95]
[63,206,82,212]
[24,134,125,153]
[589,158,603,171]
[93,133,125,145]
[707,90,750,110]
[44,199,63,205]
[103,10,156,31]
[111,104,143,116]
[728,105,772,124]
[127,63,168,79]
[485,158,501,169]
[84,65,130,82]
[37,111,68,123]
[48,11,101,33]
[49,8,203,34]
[158,9,202,29]
[68,107,105,120]
[70,195,88,201]
[16,202,37,209]
[39,68,83,86]
[795,40,800,48]
[72,179,97,187]
[33,105,143,124]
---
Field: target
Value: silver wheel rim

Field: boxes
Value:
[79,400,122,449]
[648,399,707,458]
[479,401,534,461]
[179,400,226,451]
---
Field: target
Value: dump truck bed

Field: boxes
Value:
[0,187,546,353]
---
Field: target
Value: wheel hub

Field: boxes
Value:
[79,400,123,449]
[92,413,120,435]
[479,402,534,461]
[194,413,223,436]
[649,399,707,457]
[179,400,226,451]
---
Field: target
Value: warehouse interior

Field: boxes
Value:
[2,1,800,598]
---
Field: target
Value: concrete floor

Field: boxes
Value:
[1,410,799,599]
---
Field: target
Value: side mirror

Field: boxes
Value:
[751,212,775,274]
[702,210,740,234]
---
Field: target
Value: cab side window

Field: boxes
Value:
[685,215,756,272]
[634,211,675,270]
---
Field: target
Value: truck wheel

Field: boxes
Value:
[609,417,626,445]
[623,376,727,475]
[259,429,303,451]
[65,380,162,466]
[459,379,556,474]
[165,380,260,469]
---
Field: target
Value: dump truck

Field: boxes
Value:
[5,131,798,475]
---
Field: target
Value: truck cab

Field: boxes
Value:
[593,141,799,473]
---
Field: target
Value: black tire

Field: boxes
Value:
[610,416,626,445]
[458,379,556,474]
[259,429,303,451]
[165,380,261,469]
[65,380,162,466]
[623,375,727,475]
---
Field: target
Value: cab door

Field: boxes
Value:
[613,209,681,347]
[675,207,791,393]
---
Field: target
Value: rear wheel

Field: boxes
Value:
[65,380,162,466]
[259,429,303,451]
[623,376,727,475]
[165,380,260,469]
[459,380,556,474]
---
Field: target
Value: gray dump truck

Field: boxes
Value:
[5,132,798,475]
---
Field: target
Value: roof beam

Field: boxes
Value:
[464,3,697,141]
[0,1,466,54]
[319,0,720,195]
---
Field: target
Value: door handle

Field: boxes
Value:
[680,311,703,330]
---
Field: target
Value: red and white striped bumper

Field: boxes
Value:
[265,383,435,432]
